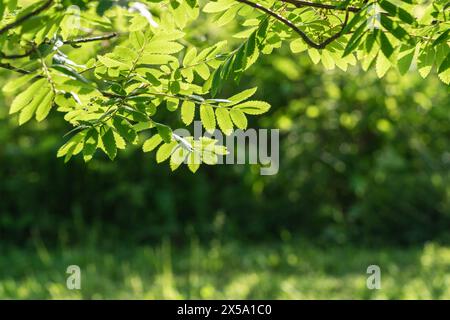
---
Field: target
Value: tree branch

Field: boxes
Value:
[0,62,34,75]
[237,0,350,49]
[316,10,350,48]
[1,33,118,59]
[0,0,54,35]
[0,49,34,60]
[279,0,361,13]
[64,33,119,45]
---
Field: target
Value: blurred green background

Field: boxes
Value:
[1,42,449,299]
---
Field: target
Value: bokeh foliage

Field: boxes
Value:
[0,0,448,169]
[1,48,448,246]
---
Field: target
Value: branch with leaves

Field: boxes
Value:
[0,0,448,173]
[236,0,351,49]
[279,0,361,13]
[0,0,54,35]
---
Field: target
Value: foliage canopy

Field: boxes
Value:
[0,0,448,171]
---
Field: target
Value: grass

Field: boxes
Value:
[1,239,450,299]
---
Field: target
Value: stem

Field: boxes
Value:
[0,49,35,60]
[279,0,361,13]
[0,0,54,35]
[127,91,228,109]
[0,62,34,75]
[179,53,231,71]
[237,0,350,49]
[64,33,118,45]
[34,46,56,94]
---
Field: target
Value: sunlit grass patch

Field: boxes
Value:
[1,241,449,299]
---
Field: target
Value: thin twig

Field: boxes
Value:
[0,62,33,75]
[237,0,350,49]
[34,46,56,94]
[0,49,34,60]
[0,0,54,35]
[1,33,118,59]
[279,0,361,13]
[64,33,118,45]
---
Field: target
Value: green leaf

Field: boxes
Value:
[155,123,173,143]
[203,0,235,13]
[187,152,201,173]
[435,43,449,68]
[129,15,148,31]
[233,100,270,115]
[113,117,137,143]
[98,55,130,68]
[365,30,378,53]
[433,30,450,47]
[215,4,240,27]
[290,39,308,53]
[379,0,414,25]
[9,78,46,115]
[181,100,196,125]
[35,91,55,122]
[308,48,321,64]
[201,150,218,165]
[379,32,394,58]
[321,50,335,70]
[418,47,435,79]
[115,46,139,60]
[438,67,450,85]
[101,128,117,160]
[57,132,85,162]
[343,23,366,57]
[96,0,114,15]
[245,31,257,59]
[438,52,450,74]
[222,87,257,106]
[123,107,150,122]
[156,141,177,163]
[200,104,216,133]
[397,46,415,75]
[170,147,189,171]
[186,0,197,9]
[195,63,210,80]
[215,108,233,135]
[214,144,228,156]
[134,121,155,133]
[166,97,179,111]
[129,31,146,50]
[114,132,126,150]
[145,41,184,54]
[140,54,177,65]
[3,74,34,93]
[0,2,4,21]
[230,108,247,130]
[341,7,364,34]
[206,66,223,97]
[379,0,396,16]
[183,47,197,66]
[83,129,99,162]
[380,15,409,41]
[397,7,414,25]
[19,85,51,125]
[143,134,163,153]
[52,65,89,84]
[376,52,391,78]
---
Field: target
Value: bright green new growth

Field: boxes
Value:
[0,0,448,172]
